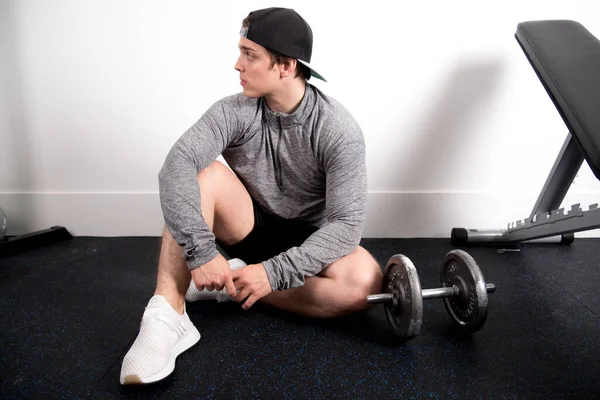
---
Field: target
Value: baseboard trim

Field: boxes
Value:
[1,191,598,238]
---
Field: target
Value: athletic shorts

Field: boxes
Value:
[216,198,318,264]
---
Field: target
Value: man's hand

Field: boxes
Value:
[191,253,237,298]
[232,263,273,310]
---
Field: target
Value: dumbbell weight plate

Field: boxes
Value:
[440,249,488,333]
[383,254,423,340]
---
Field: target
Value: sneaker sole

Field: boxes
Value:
[121,326,201,385]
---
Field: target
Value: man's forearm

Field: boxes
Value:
[262,219,363,290]
[158,149,219,270]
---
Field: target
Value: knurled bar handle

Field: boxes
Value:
[367,283,496,304]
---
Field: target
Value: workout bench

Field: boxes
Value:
[452,20,600,246]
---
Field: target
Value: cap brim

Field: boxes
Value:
[298,59,327,82]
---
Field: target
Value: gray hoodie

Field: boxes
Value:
[158,83,367,291]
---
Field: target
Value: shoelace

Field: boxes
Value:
[154,311,187,338]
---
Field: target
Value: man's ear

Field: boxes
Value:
[280,58,297,78]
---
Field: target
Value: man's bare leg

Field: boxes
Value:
[153,161,254,314]
[153,228,192,315]
[259,246,383,318]
[120,160,256,385]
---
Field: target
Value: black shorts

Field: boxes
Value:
[216,199,318,265]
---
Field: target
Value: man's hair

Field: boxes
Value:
[242,15,312,81]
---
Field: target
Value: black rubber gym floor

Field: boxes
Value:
[1,236,599,399]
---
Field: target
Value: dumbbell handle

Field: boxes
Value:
[367,283,496,304]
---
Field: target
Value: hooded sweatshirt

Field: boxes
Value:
[158,83,367,291]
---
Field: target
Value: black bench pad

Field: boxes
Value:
[516,20,600,180]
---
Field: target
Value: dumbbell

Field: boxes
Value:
[367,249,496,341]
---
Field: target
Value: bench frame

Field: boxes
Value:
[452,21,600,245]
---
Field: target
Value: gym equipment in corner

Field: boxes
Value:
[452,20,600,246]
[0,207,72,257]
[0,207,6,240]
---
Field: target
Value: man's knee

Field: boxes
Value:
[197,160,231,186]
[325,246,383,312]
[349,247,383,301]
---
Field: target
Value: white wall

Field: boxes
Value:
[1,0,599,238]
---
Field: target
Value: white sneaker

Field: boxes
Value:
[120,295,201,385]
[185,258,247,302]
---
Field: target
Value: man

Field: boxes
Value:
[120,7,383,385]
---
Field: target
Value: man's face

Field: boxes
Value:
[234,36,281,97]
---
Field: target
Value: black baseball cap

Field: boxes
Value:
[240,7,326,82]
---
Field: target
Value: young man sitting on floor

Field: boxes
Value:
[120,7,382,385]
